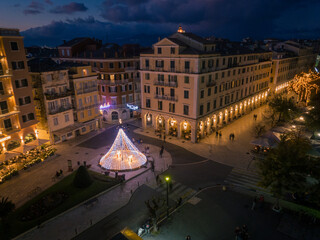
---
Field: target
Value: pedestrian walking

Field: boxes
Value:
[216,131,219,137]
[159,149,163,158]
[169,181,173,192]
[229,133,232,140]
[219,131,222,138]
[163,134,166,143]
[251,196,258,210]
[232,133,235,141]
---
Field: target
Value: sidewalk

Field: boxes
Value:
[15,144,172,240]
[134,106,268,171]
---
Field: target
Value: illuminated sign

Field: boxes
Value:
[100,103,111,110]
[0,136,11,143]
[126,104,138,110]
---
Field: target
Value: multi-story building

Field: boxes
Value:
[65,63,102,135]
[57,40,141,122]
[269,41,317,92]
[0,28,38,152]
[29,58,74,144]
[140,28,272,143]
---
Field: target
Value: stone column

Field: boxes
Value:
[177,122,181,138]
[142,114,147,129]
[191,125,196,143]
[165,119,169,135]
[206,119,211,135]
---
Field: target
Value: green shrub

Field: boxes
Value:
[73,166,93,188]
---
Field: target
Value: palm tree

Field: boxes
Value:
[0,197,15,221]
[268,94,299,123]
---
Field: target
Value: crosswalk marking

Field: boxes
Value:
[150,180,196,202]
[224,168,271,195]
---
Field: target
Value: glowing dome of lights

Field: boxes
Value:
[99,128,147,171]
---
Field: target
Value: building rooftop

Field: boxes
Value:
[0,28,20,36]
[28,58,67,72]
[59,37,90,47]
[180,32,215,44]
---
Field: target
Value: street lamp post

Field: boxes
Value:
[165,176,170,218]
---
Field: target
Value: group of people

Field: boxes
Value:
[215,131,222,138]
[229,133,235,141]
[234,225,249,240]
[55,169,63,177]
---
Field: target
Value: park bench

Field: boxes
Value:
[84,197,99,209]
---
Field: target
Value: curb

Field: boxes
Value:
[13,167,152,240]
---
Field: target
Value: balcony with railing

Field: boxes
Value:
[76,86,97,95]
[154,94,178,102]
[45,90,72,100]
[0,69,12,78]
[153,80,178,87]
[206,81,216,87]
[97,79,129,85]
[0,106,20,119]
[76,103,100,111]
[48,104,72,115]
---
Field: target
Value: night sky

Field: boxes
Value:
[1,0,320,47]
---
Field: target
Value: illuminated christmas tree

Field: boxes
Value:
[99,128,147,171]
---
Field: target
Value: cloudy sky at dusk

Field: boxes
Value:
[0,0,320,47]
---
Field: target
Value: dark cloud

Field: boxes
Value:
[23,1,44,15]
[21,16,171,47]
[45,0,53,5]
[49,2,88,14]
[21,0,320,47]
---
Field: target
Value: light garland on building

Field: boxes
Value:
[99,128,147,171]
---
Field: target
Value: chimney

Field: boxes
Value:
[63,40,66,44]
[158,37,161,42]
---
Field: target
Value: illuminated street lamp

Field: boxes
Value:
[165,176,170,218]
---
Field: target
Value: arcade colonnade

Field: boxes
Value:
[142,91,269,143]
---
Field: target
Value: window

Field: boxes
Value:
[170,60,175,69]
[201,76,205,83]
[15,80,19,88]
[213,99,216,109]
[185,61,190,70]
[222,72,225,78]
[80,112,84,119]
[144,85,150,93]
[10,42,18,51]
[88,109,92,116]
[202,61,205,69]
[184,76,189,84]
[4,119,12,130]
[21,79,28,87]
[158,48,162,54]
[64,114,69,122]
[100,63,103,68]
[78,99,83,107]
[158,101,162,110]
[109,63,114,68]
[171,48,175,54]
[82,127,86,133]
[24,96,31,104]
[208,88,211,96]
[67,132,73,137]
[145,73,150,80]
[146,99,151,108]
[169,103,175,113]
[170,88,175,97]
[200,90,204,98]
[12,61,25,70]
[183,105,189,115]
[207,102,210,112]
[214,86,217,94]
[145,59,149,68]
[199,105,203,115]
[128,84,132,91]
[184,90,189,99]
[53,117,58,126]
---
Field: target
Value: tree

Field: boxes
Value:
[258,131,313,207]
[268,94,299,123]
[73,166,93,188]
[305,93,320,131]
[145,197,165,232]
[0,197,15,221]
[253,123,266,137]
[289,70,320,105]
